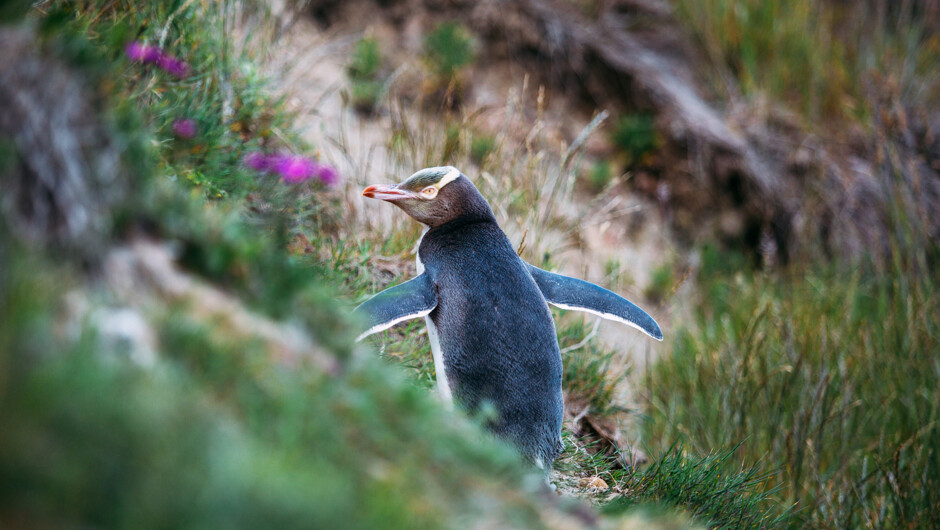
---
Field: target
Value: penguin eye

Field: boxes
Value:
[421,186,438,199]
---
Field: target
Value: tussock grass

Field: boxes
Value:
[645,242,940,526]
[606,445,791,529]
[556,314,624,417]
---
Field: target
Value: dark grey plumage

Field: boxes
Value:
[416,198,564,464]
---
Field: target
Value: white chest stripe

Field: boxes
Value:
[426,316,453,404]
[413,229,452,404]
[414,227,428,275]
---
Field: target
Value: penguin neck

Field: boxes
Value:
[435,194,497,231]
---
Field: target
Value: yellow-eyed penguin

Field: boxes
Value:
[355,166,662,467]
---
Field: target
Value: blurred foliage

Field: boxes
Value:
[469,132,495,164]
[644,263,674,304]
[37,0,304,201]
[585,159,614,191]
[672,0,940,123]
[346,37,384,113]
[422,21,475,83]
[611,113,658,165]
[0,0,30,23]
[0,247,545,528]
[347,36,382,80]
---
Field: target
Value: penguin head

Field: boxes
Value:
[362,166,494,227]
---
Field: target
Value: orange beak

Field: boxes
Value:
[362,184,415,201]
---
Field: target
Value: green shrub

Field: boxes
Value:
[611,114,657,164]
[350,80,383,113]
[644,263,673,303]
[586,159,614,190]
[347,37,382,80]
[469,133,495,164]
[347,37,384,113]
[422,22,475,82]
[41,0,301,201]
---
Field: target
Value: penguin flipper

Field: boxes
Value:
[525,263,663,341]
[354,273,438,342]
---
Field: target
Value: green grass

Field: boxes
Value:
[643,244,940,526]
[605,445,792,529]
[556,313,625,417]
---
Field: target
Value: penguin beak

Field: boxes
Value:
[362,184,416,201]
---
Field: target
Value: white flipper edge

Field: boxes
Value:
[548,302,664,341]
[355,308,434,342]
[525,262,663,341]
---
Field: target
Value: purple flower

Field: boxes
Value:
[157,54,190,78]
[126,41,189,78]
[243,152,270,171]
[172,119,197,139]
[244,151,336,186]
[125,41,161,63]
[316,164,340,186]
[271,155,318,184]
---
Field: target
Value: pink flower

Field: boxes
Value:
[244,151,336,186]
[126,41,189,78]
[243,152,270,171]
[172,119,197,139]
[125,41,161,63]
[271,155,318,184]
[157,54,190,78]
[316,164,340,186]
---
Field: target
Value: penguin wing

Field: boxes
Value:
[353,273,438,342]
[525,263,663,341]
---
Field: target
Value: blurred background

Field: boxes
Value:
[1,0,937,527]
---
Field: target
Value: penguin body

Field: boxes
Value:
[419,213,564,465]
[355,167,662,466]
